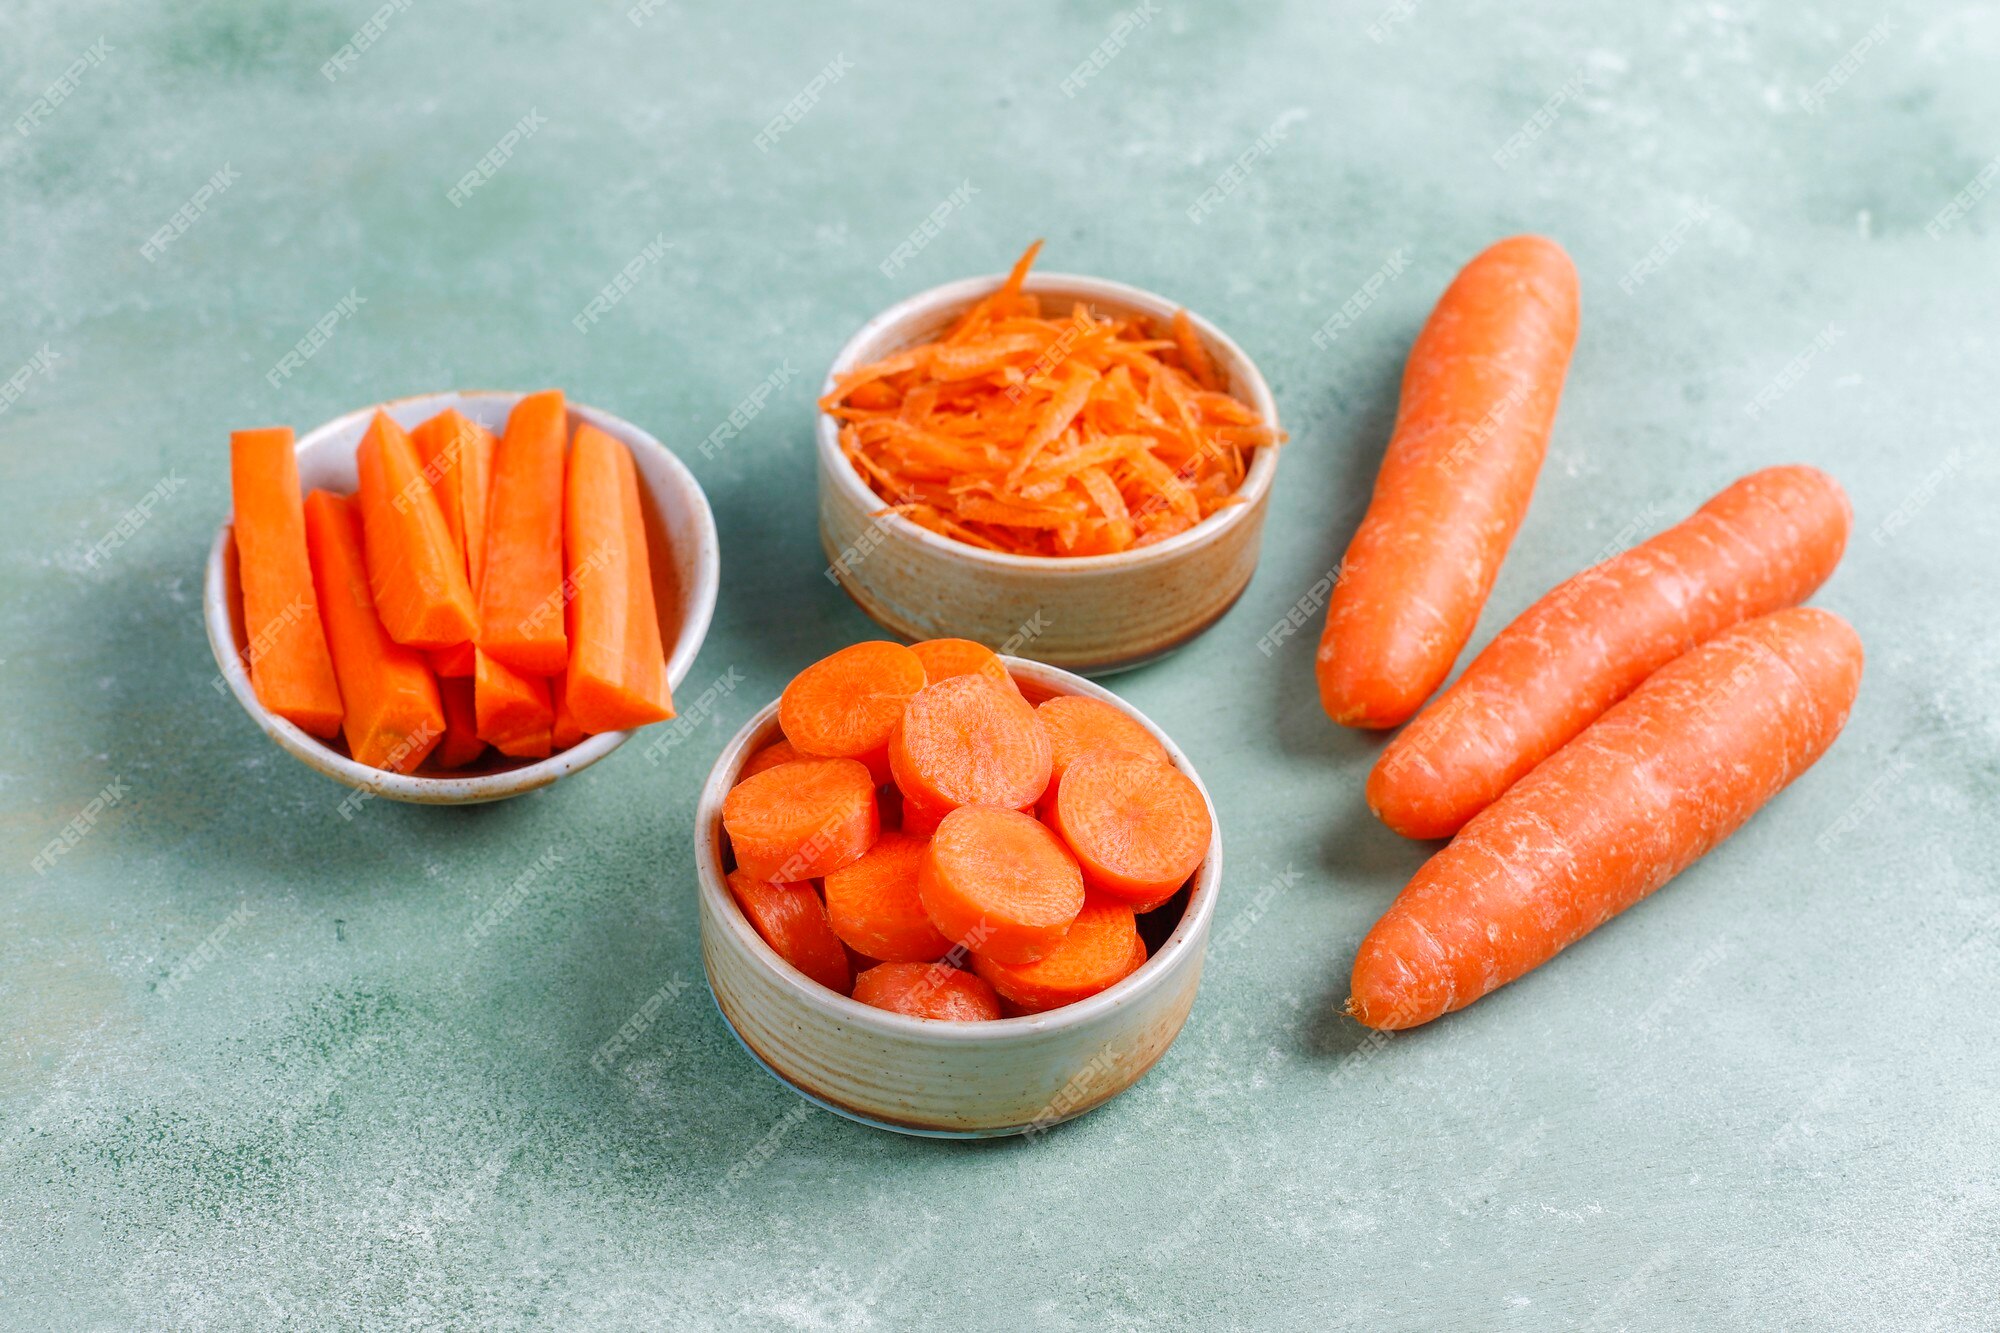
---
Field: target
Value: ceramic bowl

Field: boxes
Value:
[694,657,1221,1138]
[203,390,720,805]
[816,271,1281,676]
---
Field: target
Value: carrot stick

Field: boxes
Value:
[890,674,1052,815]
[737,740,802,785]
[918,806,1083,965]
[429,644,477,678]
[779,641,927,784]
[409,409,473,555]
[851,962,1000,1021]
[727,869,852,995]
[971,896,1143,1012]
[472,649,553,759]
[1317,236,1580,729]
[423,412,498,681]
[1050,747,1211,911]
[824,831,954,964]
[723,758,880,882]
[477,390,568,675]
[1370,465,1853,838]
[561,422,674,732]
[301,490,444,773]
[432,676,486,769]
[1349,607,1864,1030]
[229,427,343,738]
[354,411,479,651]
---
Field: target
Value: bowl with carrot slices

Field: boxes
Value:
[817,243,1284,674]
[203,390,720,803]
[694,638,1222,1137]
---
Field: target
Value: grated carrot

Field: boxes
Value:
[820,242,1283,557]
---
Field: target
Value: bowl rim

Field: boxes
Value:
[815,269,1282,574]
[202,389,721,802]
[694,655,1223,1042]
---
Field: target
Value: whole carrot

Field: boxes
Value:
[1370,465,1852,838]
[1349,607,1862,1031]
[1317,236,1580,729]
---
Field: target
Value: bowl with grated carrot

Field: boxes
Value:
[817,243,1283,674]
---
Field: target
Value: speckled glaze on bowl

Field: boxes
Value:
[695,657,1221,1138]
[203,390,719,805]
[817,272,1281,676]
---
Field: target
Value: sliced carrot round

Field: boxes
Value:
[908,638,1019,696]
[824,831,953,964]
[851,962,1001,1021]
[726,869,852,995]
[890,674,1052,814]
[1051,748,1211,910]
[1035,695,1168,788]
[779,641,927,783]
[918,806,1082,965]
[971,897,1142,1012]
[737,738,802,785]
[722,758,879,882]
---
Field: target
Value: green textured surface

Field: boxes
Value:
[4,1,1998,1327]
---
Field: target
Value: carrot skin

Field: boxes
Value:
[1318,236,1580,729]
[477,390,568,675]
[1371,465,1852,838]
[301,490,445,773]
[229,428,344,738]
[1349,608,1863,1031]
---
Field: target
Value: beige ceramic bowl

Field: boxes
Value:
[695,657,1221,1137]
[203,390,720,805]
[817,272,1281,675]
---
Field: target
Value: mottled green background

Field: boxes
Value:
[4,0,1996,1327]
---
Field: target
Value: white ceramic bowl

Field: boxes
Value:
[817,271,1281,675]
[695,657,1221,1137]
[203,390,720,804]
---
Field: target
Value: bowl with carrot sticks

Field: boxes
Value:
[203,390,720,804]
[817,243,1284,674]
[694,639,1222,1137]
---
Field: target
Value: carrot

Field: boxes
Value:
[898,793,949,839]
[918,805,1083,965]
[301,490,444,773]
[851,962,1000,1021]
[1034,695,1168,792]
[779,641,927,784]
[353,411,479,651]
[562,422,674,732]
[1370,465,1853,838]
[472,649,553,759]
[1349,607,1864,1031]
[1050,747,1211,911]
[907,638,1018,696]
[228,427,343,738]
[818,243,1283,558]
[723,758,880,882]
[412,408,497,683]
[477,390,568,675]
[727,869,852,994]
[737,739,802,785]
[1317,236,1580,729]
[890,674,1052,815]
[432,676,486,769]
[971,896,1143,1012]
[824,831,953,963]
[550,666,586,751]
